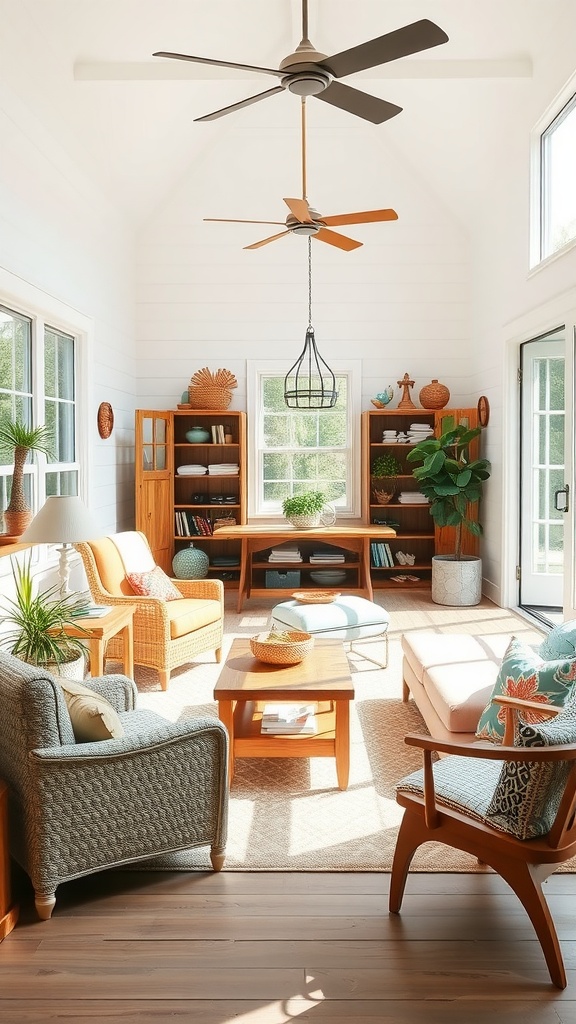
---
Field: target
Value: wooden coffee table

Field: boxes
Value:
[214,637,355,790]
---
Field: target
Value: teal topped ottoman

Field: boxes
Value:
[272,595,390,667]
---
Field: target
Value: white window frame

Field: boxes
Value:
[530,69,576,270]
[247,358,362,520]
[0,268,92,572]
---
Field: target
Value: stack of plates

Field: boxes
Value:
[309,569,347,586]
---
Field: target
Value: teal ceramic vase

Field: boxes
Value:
[172,542,210,579]
[186,427,211,443]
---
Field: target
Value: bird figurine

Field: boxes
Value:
[371,387,394,409]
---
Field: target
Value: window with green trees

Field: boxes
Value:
[249,362,361,517]
[0,304,79,520]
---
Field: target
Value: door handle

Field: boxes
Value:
[554,485,570,513]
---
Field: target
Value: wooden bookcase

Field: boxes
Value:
[135,409,247,586]
[361,407,479,590]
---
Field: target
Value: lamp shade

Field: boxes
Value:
[21,496,100,544]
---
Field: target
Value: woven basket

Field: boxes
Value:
[292,590,341,604]
[373,489,395,506]
[285,513,322,529]
[188,386,233,410]
[249,630,314,665]
[188,367,237,411]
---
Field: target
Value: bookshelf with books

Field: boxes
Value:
[135,409,247,587]
[361,407,479,590]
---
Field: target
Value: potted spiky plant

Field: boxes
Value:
[406,424,491,605]
[0,418,53,538]
[0,553,89,678]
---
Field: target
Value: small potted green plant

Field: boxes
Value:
[406,424,491,606]
[0,418,53,538]
[0,553,90,677]
[371,452,402,505]
[282,490,331,529]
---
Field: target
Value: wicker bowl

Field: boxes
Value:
[249,630,314,665]
[188,386,233,410]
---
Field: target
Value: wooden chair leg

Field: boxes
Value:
[215,646,223,664]
[389,810,428,913]
[487,853,567,989]
[210,846,226,871]
[402,678,410,702]
[158,669,170,691]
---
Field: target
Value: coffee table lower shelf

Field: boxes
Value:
[223,699,349,789]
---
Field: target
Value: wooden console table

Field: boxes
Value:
[214,523,396,611]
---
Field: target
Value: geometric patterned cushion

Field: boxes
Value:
[475,636,576,744]
[126,566,182,601]
[539,619,576,661]
[485,698,576,840]
[396,756,504,823]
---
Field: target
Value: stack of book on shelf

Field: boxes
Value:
[175,511,213,536]
[370,541,395,568]
[208,463,239,475]
[268,543,302,563]
[260,703,317,734]
[210,424,226,443]
[309,546,345,564]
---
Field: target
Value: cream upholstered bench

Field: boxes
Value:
[272,595,390,667]
[401,631,513,744]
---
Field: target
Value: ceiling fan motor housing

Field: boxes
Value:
[279,45,332,96]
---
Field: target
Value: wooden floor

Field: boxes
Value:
[3,866,576,1022]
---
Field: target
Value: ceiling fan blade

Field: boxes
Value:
[204,218,285,226]
[244,231,291,250]
[314,228,362,251]
[316,82,402,124]
[153,51,282,78]
[322,20,449,79]
[194,86,284,122]
[322,208,398,227]
[283,197,313,223]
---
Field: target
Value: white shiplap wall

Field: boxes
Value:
[0,87,136,538]
[135,124,472,412]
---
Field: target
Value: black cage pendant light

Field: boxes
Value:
[284,237,338,409]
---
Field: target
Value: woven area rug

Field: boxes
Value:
[127,594,551,873]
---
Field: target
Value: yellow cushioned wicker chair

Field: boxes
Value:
[75,531,224,690]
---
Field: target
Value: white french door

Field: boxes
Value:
[519,321,576,620]
[519,332,566,610]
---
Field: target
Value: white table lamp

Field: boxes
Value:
[21,496,100,596]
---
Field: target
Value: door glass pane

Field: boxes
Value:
[520,331,565,612]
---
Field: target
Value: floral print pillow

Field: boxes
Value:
[475,636,576,743]
[126,566,182,601]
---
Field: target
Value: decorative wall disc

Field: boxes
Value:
[97,402,114,438]
[477,395,490,427]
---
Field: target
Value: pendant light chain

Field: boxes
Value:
[308,236,313,330]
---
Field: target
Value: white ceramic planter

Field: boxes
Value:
[431,555,482,607]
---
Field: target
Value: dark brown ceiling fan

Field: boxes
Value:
[204,98,398,251]
[153,0,448,125]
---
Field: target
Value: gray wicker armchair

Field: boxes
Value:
[0,652,228,920]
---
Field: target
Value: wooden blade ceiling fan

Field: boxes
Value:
[204,99,398,251]
[154,0,448,125]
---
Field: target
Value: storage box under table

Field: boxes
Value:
[265,570,301,589]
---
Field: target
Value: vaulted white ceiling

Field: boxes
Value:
[2,0,574,229]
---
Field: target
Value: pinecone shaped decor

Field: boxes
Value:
[188,367,238,410]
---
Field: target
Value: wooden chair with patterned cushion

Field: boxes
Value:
[75,531,224,690]
[390,696,576,988]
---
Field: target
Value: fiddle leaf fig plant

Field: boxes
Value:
[406,425,491,560]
